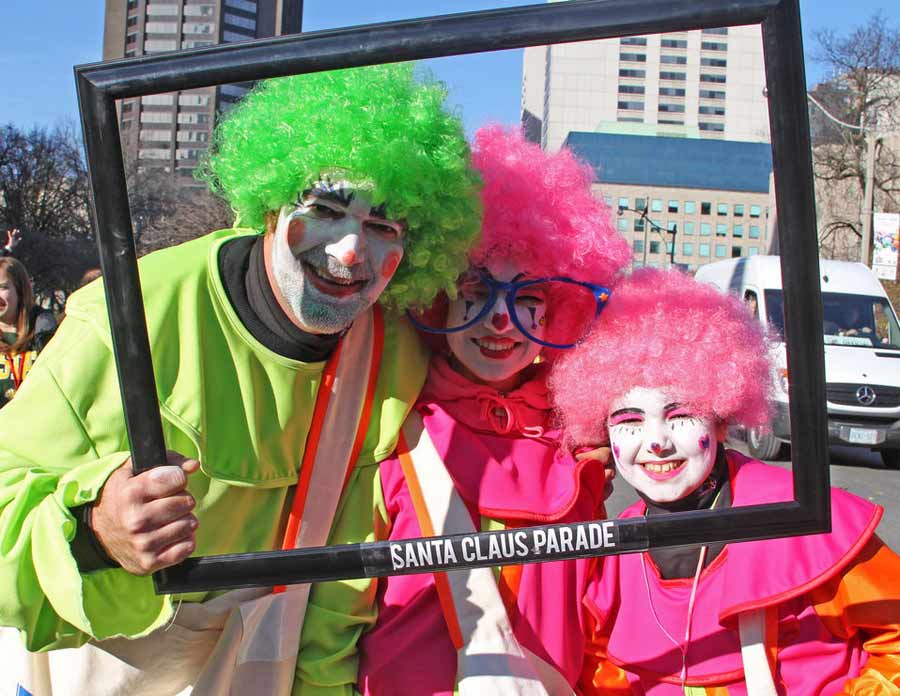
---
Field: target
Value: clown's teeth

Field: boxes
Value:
[644,461,681,473]
[310,265,356,285]
[475,338,515,351]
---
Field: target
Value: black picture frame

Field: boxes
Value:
[75,0,828,594]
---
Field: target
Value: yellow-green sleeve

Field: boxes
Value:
[0,317,174,651]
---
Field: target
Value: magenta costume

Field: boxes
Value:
[583,451,883,695]
[357,356,607,695]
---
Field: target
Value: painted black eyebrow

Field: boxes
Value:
[663,402,687,414]
[609,407,644,418]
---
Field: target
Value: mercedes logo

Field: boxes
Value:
[856,386,877,406]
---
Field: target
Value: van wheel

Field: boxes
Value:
[747,427,786,461]
[882,449,900,470]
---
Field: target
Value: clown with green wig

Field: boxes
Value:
[0,63,481,695]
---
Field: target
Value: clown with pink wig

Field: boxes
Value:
[551,268,900,695]
[352,126,630,695]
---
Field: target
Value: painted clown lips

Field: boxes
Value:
[299,246,373,300]
[470,334,523,360]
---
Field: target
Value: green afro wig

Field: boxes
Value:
[200,62,482,310]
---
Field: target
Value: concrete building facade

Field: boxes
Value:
[522,22,770,151]
[565,132,776,272]
[103,0,302,186]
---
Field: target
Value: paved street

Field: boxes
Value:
[604,440,900,550]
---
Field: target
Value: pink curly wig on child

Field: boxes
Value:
[550,268,773,444]
[418,125,631,352]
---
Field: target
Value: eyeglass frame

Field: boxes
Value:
[406,268,611,349]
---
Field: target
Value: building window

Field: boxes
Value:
[699,244,710,257]
[732,246,743,258]
[139,129,170,142]
[683,242,694,255]
[700,57,728,68]
[183,39,214,49]
[668,200,679,213]
[633,239,644,252]
[127,16,138,27]
[619,53,647,63]
[621,37,648,46]
[183,22,214,34]
[659,103,685,113]
[734,204,745,217]
[684,201,696,215]
[716,223,728,236]
[659,87,686,97]
[650,241,661,254]
[145,21,177,33]
[146,4,179,16]
[750,205,762,218]
[661,39,688,49]
[142,94,174,106]
[701,41,728,51]
[144,39,177,52]
[617,117,643,123]
[223,30,254,42]
[634,218,645,232]
[700,73,727,84]
[699,90,726,100]
[749,225,761,239]
[698,105,726,116]
[127,0,138,8]
[661,55,688,65]
[658,119,684,125]
[634,197,646,211]
[224,12,256,30]
[700,223,711,236]
[126,33,138,45]
[225,0,257,11]
[651,199,663,213]
[619,85,646,94]
[617,218,628,232]
[717,203,728,216]
[683,221,695,235]
[699,122,725,132]
[667,221,677,232]
[139,148,171,160]
[733,224,744,237]
[619,68,646,78]
[703,27,729,35]
[617,197,630,210]
[715,244,727,258]
[660,71,686,81]
[617,101,645,111]
[140,111,173,123]
[184,5,216,16]
[701,202,711,215]
[748,247,759,256]
[178,93,210,106]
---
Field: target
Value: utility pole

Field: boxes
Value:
[860,130,880,266]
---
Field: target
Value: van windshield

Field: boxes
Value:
[764,290,900,350]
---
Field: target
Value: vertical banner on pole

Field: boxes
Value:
[872,213,900,281]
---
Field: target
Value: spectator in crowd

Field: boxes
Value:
[0,256,57,407]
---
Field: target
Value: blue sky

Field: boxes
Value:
[0,0,896,134]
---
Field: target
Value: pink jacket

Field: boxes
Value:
[582,451,884,695]
[357,358,606,695]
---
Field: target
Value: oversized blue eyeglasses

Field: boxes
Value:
[407,268,611,349]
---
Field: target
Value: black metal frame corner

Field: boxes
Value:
[75,0,828,594]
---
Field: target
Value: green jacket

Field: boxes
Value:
[0,230,427,687]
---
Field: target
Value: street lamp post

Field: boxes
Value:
[618,199,676,267]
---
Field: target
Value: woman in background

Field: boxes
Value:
[0,257,56,406]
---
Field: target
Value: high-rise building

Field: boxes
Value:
[103,0,303,187]
[522,24,770,151]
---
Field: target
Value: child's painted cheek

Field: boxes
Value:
[612,443,620,460]
[286,218,306,251]
[380,250,402,280]
[699,434,710,451]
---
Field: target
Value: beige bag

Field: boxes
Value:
[2,307,383,696]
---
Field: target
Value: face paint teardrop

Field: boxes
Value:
[463,300,474,321]
[528,306,538,329]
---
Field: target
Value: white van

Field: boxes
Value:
[694,256,900,469]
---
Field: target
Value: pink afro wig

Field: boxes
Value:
[550,268,774,444]
[417,125,630,355]
[468,125,630,285]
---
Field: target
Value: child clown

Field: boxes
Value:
[354,125,631,695]
[551,268,900,695]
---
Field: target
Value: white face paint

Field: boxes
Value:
[446,261,546,389]
[607,387,717,504]
[269,180,405,334]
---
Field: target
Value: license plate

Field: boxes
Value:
[847,428,879,445]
